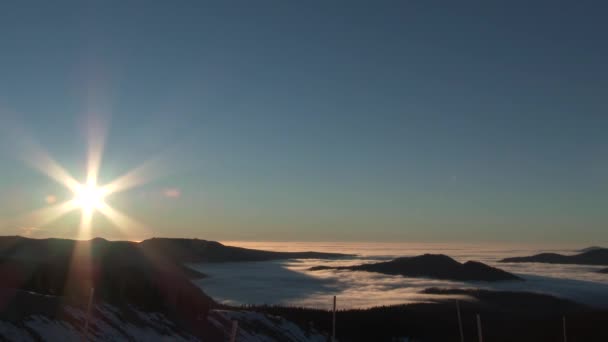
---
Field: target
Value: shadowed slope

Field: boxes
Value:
[0,235,352,338]
[0,236,349,309]
[0,236,213,323]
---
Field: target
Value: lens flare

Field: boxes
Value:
[11,117,165,239]
[73,183,106,213]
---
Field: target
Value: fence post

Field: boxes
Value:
[456,301,464,342]
[476,314,483,342]
[332,295,337,342]
[83,287,95,341]
[229,320,238,342]
[562,316,567,342]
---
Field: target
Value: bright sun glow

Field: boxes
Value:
[14,115,162,239]
[73,183,106,213]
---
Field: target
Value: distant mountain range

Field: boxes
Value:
[1,236,607,341]
[578,246,606,253]
[501,248,608,266]
[0,236,213,316]
[139,237,350,263]
[310,254,521,281]
[0,236,349,264]
[0,235,352,340]
[0,236,348,318]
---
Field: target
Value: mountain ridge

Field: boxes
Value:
[310,254,521,281]
[501,249,608,266]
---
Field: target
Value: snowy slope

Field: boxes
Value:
[0,300,327,341]
[0,303,198,342]
[209,310,327,342]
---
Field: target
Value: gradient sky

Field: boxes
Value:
[0,1,606,243]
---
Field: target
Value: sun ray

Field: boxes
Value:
[21,200,80,228]
[96,202,147,237]
[63,238,95,301]
[21,144,81,192]
[8,112,166,240]
[85,114,107,187]
[78,208,94,239]
[101,157,168,195]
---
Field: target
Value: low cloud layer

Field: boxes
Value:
[192,242,608,309]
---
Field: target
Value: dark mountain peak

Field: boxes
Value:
[312,254,521,282]
[584,249,608,258]
[412,253,459,263]
[532,252,561,258]
[1,236,348,266]
[389,254,461,268]
[139,237,225,249]
[578,246,606,253]
[501,249,608,266]
[139,237,349,262]
[463,260,486,267]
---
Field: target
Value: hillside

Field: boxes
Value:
[0,289,326,342]
[501,248,608,266]
[0,236,350,341]
[0,236,348,309]
[578,246,606,253]
[310,254,521,281]
[246,289,608,342]
[139,237,350,263]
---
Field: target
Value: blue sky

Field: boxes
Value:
[0,1,606,243]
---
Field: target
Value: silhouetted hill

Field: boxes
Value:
[139,237,351,263]
[0,236,351,341]
[0,236,349,265]
[501,249,608,266]
[0,236,213,322]
[0,236,348,312]
[310,254,521,281]
[578,246,607,253]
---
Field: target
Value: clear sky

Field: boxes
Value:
[0,1,606,243]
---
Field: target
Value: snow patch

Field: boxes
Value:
[210,309,326,342]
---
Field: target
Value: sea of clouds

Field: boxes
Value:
[190,242,608,310]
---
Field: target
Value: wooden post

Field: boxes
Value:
[476,314,483,342]
[562,316,567,342]
[83,287,95,341]
[456,301,464,342]
[332,295,336,342]
[229,320,238,342]
[120,276,126,299]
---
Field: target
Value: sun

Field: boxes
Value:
[15,115,162,239]
[72,182,106,213]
